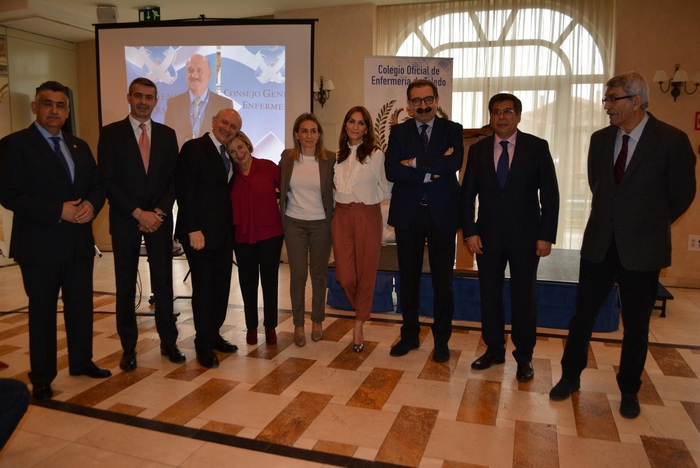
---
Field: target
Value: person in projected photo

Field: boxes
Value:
[164,53,233,149]
[227,131,284,346]
[279,113,335,347]
[332,106,392,353]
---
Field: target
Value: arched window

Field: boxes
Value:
[377,0,615,249]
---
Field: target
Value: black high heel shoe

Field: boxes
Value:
[353,343,364,353]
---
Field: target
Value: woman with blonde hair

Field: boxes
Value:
[279,113,335,346]
[227,131,283,346]
[333,106,392,351]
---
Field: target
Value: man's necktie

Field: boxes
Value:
[420,124,429,151]
[49,136,73,182]
[192,97,202,137]
[139,123,150,174]
[497,140,509,188]
[220,145,232,181]
[614,134,629,186]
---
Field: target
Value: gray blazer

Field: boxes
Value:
[581,113,696,271]
[278,149,335,231]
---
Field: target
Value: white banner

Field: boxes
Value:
[364,56,453,152]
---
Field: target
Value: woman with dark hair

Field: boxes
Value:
[279,113,335,347]
[228,131,283,346]
[333,106,392,352]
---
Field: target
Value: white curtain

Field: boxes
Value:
[376,0,615,249]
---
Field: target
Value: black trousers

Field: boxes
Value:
[181,236,233,353]
[561,239,659,394]
[395,206,456,348]
[476,246,539,363]
[112,218,177,350]
[0,378,30,450]
[20,256,95,384]
[233,235,283,330]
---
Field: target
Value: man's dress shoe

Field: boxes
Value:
[160,344,186,363]
[70,362,112,378]
[433,346,451,363]
[471,353,506,370]
[549,377,580,400]
[516,362,535,382]
[620,393,641,419]
[119,350,137,371]
[32,382,53,400]
[389,338,420,357]
[196,351,219,368]
[213,336,238,353]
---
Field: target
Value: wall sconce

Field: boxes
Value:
[313,76,334,107]
[652,64,700,101]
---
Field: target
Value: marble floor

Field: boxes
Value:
[0,252,699,467]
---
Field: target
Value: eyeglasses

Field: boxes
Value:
[409,96,435,106]
[601,95,635,105]
[490,108,516,116]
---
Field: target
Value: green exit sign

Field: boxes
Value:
[139,7,161,22]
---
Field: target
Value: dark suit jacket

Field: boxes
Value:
[278,149,335,231]
[582,113,696,271]
[175,133,234,250]
[384,116,464,233]
[164,90,233,149]
[98,117,178,234]
[460,130,560,252]
[0,123,104,264]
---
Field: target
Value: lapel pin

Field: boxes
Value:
[73,144,77,148]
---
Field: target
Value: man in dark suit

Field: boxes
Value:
[550,72,696,418]
[98,77,185,372]
[460,93,560,382]
[0,81,111,400]
[385,79,464,362]
[175,108,241,368]
[164,53,234,149]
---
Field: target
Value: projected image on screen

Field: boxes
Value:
[125,45,285,162]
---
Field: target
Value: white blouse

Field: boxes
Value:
[334,145,392,205]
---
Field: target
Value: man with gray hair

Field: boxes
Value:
[550,72,696,418]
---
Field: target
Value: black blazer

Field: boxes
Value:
[582,114,696,270]
[385,116,464,233]
[164,91,233,149]
[460,130,560,252]
[98,117,178,234]
[174,133,234,250]
[0,123,104,264]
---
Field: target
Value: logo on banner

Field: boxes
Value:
[373,100,449,152]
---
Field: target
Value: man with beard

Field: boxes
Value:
[165,53,234,148]
[175,108,242,368]
[384,79,464,362]
[98,77,184,372]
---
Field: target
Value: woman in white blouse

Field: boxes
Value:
[332,106,392,352]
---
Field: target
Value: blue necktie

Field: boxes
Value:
[49,136,73,182]
[497,140,509,188]
[420,124,429,152]
[220,145,231,180]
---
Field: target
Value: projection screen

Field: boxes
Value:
[96,19,314,161]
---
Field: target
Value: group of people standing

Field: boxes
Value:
[0,72,695,423]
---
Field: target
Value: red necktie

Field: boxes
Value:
[614,134,629,186]
[139,123,150,174]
